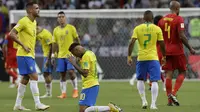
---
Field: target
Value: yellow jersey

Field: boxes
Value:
[37,29,53,57]
[80,50,99,89]
[53,24,78,58]
[14,16,37,58]
[132,23,163,61]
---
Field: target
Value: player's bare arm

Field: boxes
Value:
[9,29,30,53]
[127,38,137,66]
[74,37,81,44]
[158,40,166,66]
[179,30,195,54]
[68,56,89,77]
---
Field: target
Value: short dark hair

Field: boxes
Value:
[58,11,65,15]
[26,2,37,8]
[144,10,154,18]
[10,23,16,29]
[154,15,163,25]
[69,43,80,52]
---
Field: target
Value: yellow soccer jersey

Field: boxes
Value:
[37,29,53,57]
[80,50,99,89]
[53,24,78,58]
[14,16,37,58]
[132,23,163,61]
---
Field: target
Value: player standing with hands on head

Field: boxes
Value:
[158,1,195,106]
[10,2,50,111]
[68,43,122,112]
[53,11,80,99]
[127,10,166,109]
[36,24,53,98]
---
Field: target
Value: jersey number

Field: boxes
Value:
[165,23,170,39]
[144,34,151,48]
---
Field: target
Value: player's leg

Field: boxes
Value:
[6,68,18,88]
[56,58,67,98]
[163,56,174,106]
[161,69,166,91]
[14,56,31,111]
[148,60,161,110]
[66,58,78,98]
[40,57,52,98]
[136,61,148,109]
[129,56,137,86]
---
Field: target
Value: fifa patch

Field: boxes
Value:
[181,23,184,28]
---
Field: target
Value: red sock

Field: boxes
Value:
[7,70,18,84]
[165,78,172,96]
[161,73,165,83]
[172,74,185,95]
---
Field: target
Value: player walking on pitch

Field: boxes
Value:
[127,10,166,109]
[53,11,79,99]
[10,2,50,111]
[158,1,195,106]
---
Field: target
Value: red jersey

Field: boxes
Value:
[5,32,17,57]
[158,14,185,55]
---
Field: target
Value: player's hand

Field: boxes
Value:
[51,58,56,68]
[22,45,31,53]
[45,59,51,68]
[127,56,133,66]
[190,48,195,55]
[68,56,76,65]
[161,56,166,66]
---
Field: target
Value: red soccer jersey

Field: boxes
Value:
[5,32,17,57]
[158,14,185,55]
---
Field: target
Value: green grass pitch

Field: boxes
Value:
[0,81,200,112]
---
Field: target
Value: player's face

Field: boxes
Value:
[57,14,66,25]
[71,47,82,58]
[32,4,40,17]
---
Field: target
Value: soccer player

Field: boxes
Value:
[10,2,50,111]
[53,11,79,99]
[158,1,195,106]
[68,42,122,112]
[2,23,19,88]
[127,10,166,109]
[36,25,53,98]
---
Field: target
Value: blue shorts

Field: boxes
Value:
[42,57,53,73]
[79,85,99,106]
[17,56,36,75]
[136,60,161,81]
[56,58,75,72]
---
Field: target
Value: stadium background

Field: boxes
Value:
[0,0,200,81]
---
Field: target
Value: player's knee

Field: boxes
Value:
[68,70,76,80]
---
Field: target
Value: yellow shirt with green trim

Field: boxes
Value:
[80,50,99,89]
[131,23,163,61]
[14,16,37,58]
[37,29,53,57]
[53,24,78,58]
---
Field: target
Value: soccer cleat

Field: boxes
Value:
[108,102,123,112]
[13,105,31,111]
[150,105,158,110]
[72,89,79,98]
[57,93,66,99]
[163,87,166,91]
[9,84,15,88]
[168,94,179,106]
[167,102,173,106]
[40,93,52,98]
[35,103,50,111]
[142,102,148,109]
[129,79,134,86]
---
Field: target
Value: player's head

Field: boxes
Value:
[154,15,163,25]
[26,2,40,17]
[169,1,181,15]
[57,11,66,25]
[69,43,85,58]
[143,10,154,23]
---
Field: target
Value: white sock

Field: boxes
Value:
[30,80,41,105]
[15,83,26,106]
[60,81,67,93]
[132,73,137,80]
[45,82,52,95]
[151,82,159,106]
[137,81,147,104]
[71,77,78,90]
[84,106,110,112]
